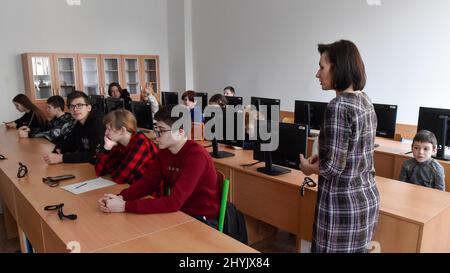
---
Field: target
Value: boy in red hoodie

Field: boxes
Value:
[98,104,219,227]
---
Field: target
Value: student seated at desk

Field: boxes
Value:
[108,82,131,110]
[19,95,75,144]
[43,91,105,165]
[181,90,203,123]
[95,109,158,185]
[140,82,159,117]
[399,130,445,191]
[98,104,220,228]
[223,86,235,97]
[5,94,47,130]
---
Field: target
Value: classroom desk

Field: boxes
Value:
[374,137,450,192]
[206,143,450,252]
[0,126,256,253]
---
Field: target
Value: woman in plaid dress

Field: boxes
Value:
[300,40,380,253]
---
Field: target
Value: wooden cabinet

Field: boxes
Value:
[22,52,160,107]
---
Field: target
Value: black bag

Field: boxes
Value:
[223,202,248,245]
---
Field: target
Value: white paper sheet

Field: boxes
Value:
[61,177,116,195]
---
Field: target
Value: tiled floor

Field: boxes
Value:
[0,214,296,253]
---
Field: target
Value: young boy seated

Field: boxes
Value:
[399,130,445,191]
[19,95,75,143]
[98,104,220,228]
[43,91,105,164]
[95,109,158,185]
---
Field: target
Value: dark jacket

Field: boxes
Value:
[55,110,105,164]
[14,111,45,129]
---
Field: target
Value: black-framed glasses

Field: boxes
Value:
[44,203,77,221]
[0,154,6,160]
[68,103,88,111]
[154,128,172,138]
[300,177,317,197]
[17,162,28,178]
[42,175,76,187]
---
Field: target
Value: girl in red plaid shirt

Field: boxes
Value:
[95,109,158,185]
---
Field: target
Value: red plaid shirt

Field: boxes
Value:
[95,132,158,185]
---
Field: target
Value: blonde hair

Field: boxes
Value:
[103,109,137,133]
[140,83,161,105]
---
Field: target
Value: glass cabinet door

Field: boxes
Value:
[124,58,140,94]
[56,57,76,97]
[81,57,100,95]
[31,56,53,99]
[103,57,120,92]
[143,58,158,94]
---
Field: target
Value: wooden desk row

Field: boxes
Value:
[0,126,256,253]
[206,143,450,252]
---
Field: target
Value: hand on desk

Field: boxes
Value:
[4,121,17,129]
[43,153,63,164]
[299,154,319,176]
[18,126,30,138]
[99,193,125,213]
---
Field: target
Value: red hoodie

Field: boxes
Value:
[119,140,219,220]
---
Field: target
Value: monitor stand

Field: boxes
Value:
[209,139,234,158]
[256,151,291,176]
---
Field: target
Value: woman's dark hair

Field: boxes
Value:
[413,130,438,149]
[67,91,91,106]
[181,90,196,103]
[46,95,65,111]
[12,94,46,126]
[209,94,228,108]
[224,86,235,95]
[318,40,366,91]
[108,82,122,96]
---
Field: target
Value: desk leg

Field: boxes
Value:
[3,205,18,239]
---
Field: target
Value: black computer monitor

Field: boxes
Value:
[105,97,125,113]
[161,91,179,106]
[294,100,327,135]
[89,95,105,114]
[417,107,450,161]
[250,96,280,122]
[130,101,154,130]
[204,107,235,158]
[225,96,243,107]
[195,92,208,112]
[373,103,397,139]
[253,121,308,176]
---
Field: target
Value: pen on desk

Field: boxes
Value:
[74,182,88,189]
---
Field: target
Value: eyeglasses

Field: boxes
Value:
[300,177,317,197]
[154,128,172,138]
[42,174,76,187]
[0,154,6,160]
[68,103,88,110]
[17,162,28,178]
[44,203,77,221]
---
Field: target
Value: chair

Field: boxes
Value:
[89,95,105,114]
[216,170,230,233]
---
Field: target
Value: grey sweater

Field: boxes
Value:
[399,158,445,191]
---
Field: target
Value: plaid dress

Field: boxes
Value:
[312,92,380,253]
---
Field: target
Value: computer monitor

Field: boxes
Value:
[161,91,179,106]
[253,121,308,176]
[373,103,397,139]
[417,107,450,161]
[105,97,125,113]
[225,96,243,107]
[195,92,209,112]
[294,100,327,135]
[89,95,105,114]
[204,107,235,158]
[250,96,281,122]
[130,101,154,130]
